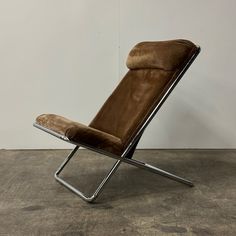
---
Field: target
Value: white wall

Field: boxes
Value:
[0,0,119,149]
[0,0,235,149]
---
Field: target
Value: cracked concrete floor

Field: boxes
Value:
[0,149,235,235]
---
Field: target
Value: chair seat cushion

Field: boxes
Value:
[36,114,123,155]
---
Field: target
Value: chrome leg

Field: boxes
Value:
[54,146,193,203]
[54,146,121,203]
[121,158,194,187]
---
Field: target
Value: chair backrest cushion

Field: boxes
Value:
[127,40,196,71]
[89,39,199,152]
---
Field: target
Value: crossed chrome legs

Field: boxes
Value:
[54,146,121,202]
[54,146,193,203]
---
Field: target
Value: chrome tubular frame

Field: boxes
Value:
[34,46,200,203]
[54,146,122,202]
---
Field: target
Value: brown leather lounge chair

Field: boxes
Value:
[34,39,200,202]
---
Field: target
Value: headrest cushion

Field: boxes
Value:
[126,39,197,71]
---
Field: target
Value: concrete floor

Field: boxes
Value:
[0,149,235,236]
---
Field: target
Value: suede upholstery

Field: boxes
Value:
[35,39,199,156]
[126,39,196,71]
[36,114,123,155]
